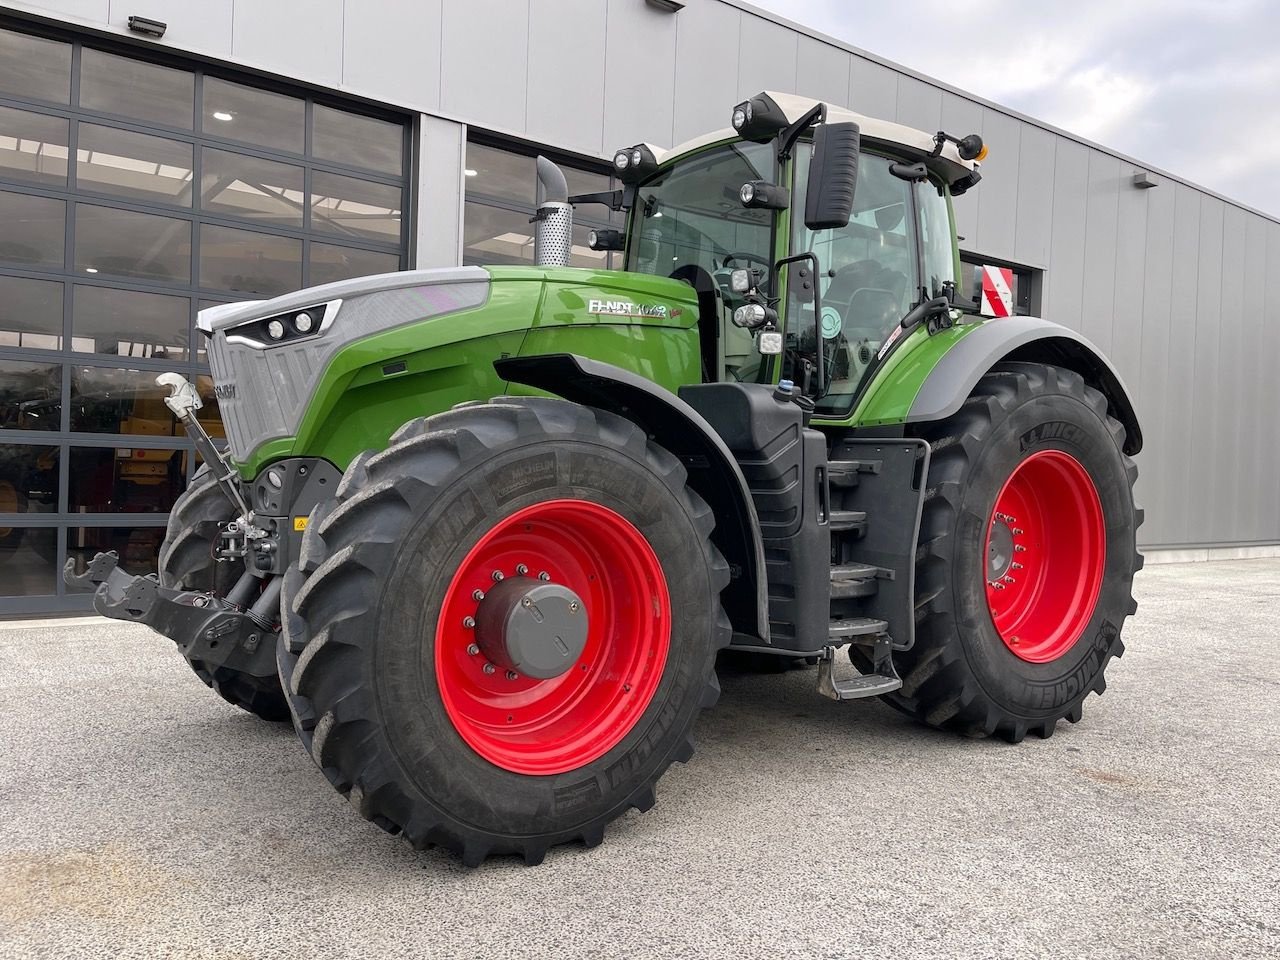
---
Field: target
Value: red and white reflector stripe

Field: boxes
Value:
[980,265,1014,318]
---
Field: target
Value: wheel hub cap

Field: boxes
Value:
[474,577,588,679]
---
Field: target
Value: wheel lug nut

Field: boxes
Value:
[472,589,484,601]
[462,616,475,629]
[1011,562,1023,570]
[569,601,579,612]
[483,663,496,675]
[1012,528,1024,535]
[521,597,532,607]
[538,571,550,581]
[466,643,479,656]
[515,563,528,576]
[505,670,518,681]
[1003,575,1016,583]
[491,570,504,582]
[1014,545,1027,553]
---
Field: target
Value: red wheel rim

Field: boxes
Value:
[983,450,1106,663]
[435,499,670,775]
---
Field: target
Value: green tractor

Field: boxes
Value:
[68,92,1142,866]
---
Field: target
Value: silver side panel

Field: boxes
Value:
[208,270,490,462]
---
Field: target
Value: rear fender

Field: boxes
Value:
[908,317,1142,454]
[495,353,769,642]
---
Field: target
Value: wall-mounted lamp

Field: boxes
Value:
[1132,171,1159,189]
[645,0,686,11]
[127,16,168,38]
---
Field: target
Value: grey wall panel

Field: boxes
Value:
[1108,170,1148,394]
[1213,206,1247,541]
[440,0,530,135]
[1261,224,1280,540]
[672,0,740,143]
[1186,197,1224,544]
[1079,151,1121,355]
[1134,179,1175,545]
[342,0,442,112]
[525,0,606,155]
[794,33,849,105]
[737,13,798,100]
[22,0,103,21]
[107,1,232,57]
[1044,138,1089,332]
[602,0,677,151]
[1163,185,1202,546]
[416,114,465,269]
[1012,125,1055,268]
[894,75,941,134]
[231,0,343,89]
[1233,215,1267,541]
[847,55,898,119]
[940,93,981,252]
[974,109,1022,262]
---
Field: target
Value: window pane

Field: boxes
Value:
[463,202,533,266]
[201,148,303,226]
[311,171,402,243]
[0,277,63,350]
[0,106,69,185]
[563,166,611,200]
[0,360,61,431]
[313,104,402,175]
[70,365,186,435]
[0,191,65,268]
[0,29,71,104]
[74,204,192,283]
[69,446,187,513]
[72,286,189,360]
[202,77,305,154]
[0,527,57,594]
[309,242,399,286]
[465,143,533,204]
[0,445,59,516]
[66,526,164,579]
[76,124,194,206]
[79,48,194,129]
[198,224,301,296]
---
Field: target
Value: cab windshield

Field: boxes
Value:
[626,141,775,290]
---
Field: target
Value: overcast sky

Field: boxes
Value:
[751,0,1278,217]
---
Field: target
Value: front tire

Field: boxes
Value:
[278,398,730,865]
[886,363,1142,742]
[159,467,289,721]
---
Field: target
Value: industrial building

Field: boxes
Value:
[0,0,1276,614]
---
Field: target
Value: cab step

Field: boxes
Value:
[826,459,880,488]
[816,634,902,701]
[829,563,881,600]
[828,616,888,640]
[828,510,867,534]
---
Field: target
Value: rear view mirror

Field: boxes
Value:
[804,122,860,231]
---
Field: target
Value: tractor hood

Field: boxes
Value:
[197,265,701,474]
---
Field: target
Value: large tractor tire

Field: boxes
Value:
[0,478,28,554]
[158,466,289,721]
[882,362,1141,742]
[278,397,730,866]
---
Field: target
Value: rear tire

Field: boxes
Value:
[278,397,731,866]
[882,363,1141,742]
[159,467,289,721]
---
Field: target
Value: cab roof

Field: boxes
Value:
[640,91,978,187]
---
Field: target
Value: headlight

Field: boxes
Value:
[730,269,751,293]
[739,182,755,204]
[733,304,767,328]
[293,311,315,333]
[732,106,748,130]
[266,319,286,340]
[614,151,630,170]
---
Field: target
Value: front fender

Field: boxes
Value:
[495,353,769,642]
[906,316,1141,454]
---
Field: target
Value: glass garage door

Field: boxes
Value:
[0,22,411,614]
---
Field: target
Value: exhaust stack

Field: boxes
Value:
[534,155,573,267]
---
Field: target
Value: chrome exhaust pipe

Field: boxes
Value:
[534,155,572,267]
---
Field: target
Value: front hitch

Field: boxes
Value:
[64,552,277,677]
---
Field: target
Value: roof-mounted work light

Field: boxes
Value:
[731,93,789,143]
[612,144,659,185]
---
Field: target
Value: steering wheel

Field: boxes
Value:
[722,251,772,272]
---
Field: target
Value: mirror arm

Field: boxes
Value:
[900,295,951,332]
[567,188,626,211]
[777,102,827,162]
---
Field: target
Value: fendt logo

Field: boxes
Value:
[587,299,669,319]
[214,383,236,400]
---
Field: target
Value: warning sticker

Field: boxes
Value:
[293,516,308,531]
[980,265,1014,318]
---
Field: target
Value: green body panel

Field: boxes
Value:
[235,266,701,477]
[828,321,981,427]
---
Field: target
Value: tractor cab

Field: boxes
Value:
[579,92,985,414]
